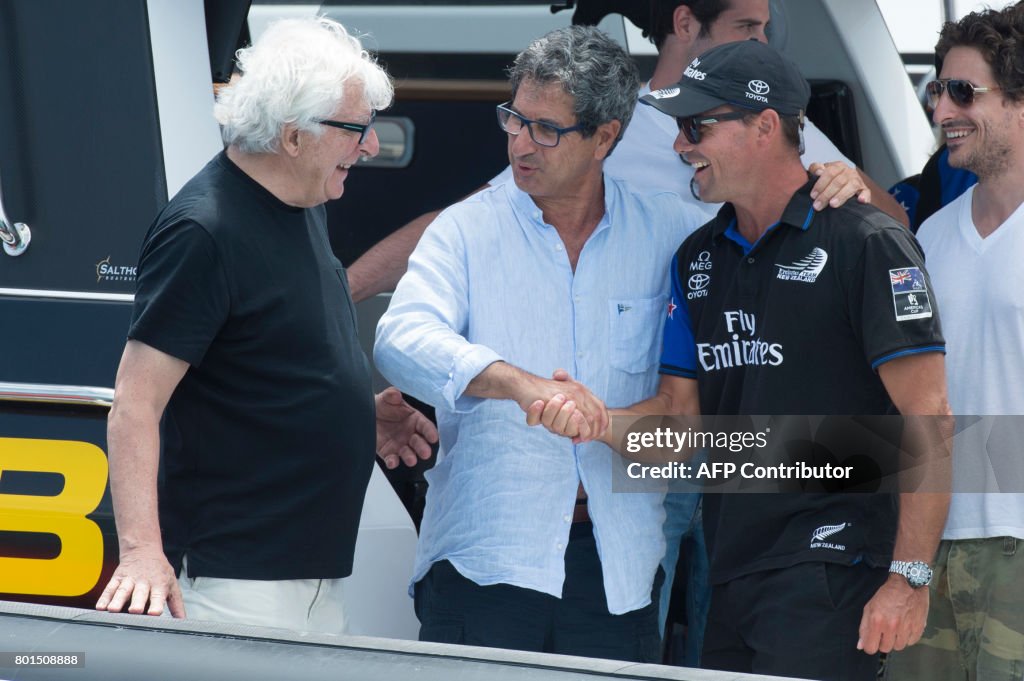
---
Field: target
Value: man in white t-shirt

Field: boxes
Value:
[885,5,1024,679]
[346,0,908,303]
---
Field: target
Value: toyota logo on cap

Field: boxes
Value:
[748,79,770,95]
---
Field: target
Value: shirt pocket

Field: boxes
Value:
[608,295,667,374]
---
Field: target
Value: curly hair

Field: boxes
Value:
[509,25,640,153]
[214,17,393,153]
[936,2,1024,103]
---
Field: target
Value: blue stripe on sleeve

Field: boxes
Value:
[871,345,946,371]
[659,253,698,375]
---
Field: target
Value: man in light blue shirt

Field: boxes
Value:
[374,26,704,661]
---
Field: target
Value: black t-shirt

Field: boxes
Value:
[667,179,945,584]
[130,151,375,580]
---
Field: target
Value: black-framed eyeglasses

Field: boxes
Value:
[675,111,750,145]
[316,110,377,144]
[496,102,584,148]
[926,79,1000,108]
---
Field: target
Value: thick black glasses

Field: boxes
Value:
[496,102,583,148]
[926,79,999,108]
[675,111,750,144]
[316,110,376,144]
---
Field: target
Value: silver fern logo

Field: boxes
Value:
[812,522,846,541]
[810,522,848,550]
[776,247,828,283]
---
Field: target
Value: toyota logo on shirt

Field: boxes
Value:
[748,79,770,95]
[688,273,711,300]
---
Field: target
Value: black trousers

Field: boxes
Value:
[702,561,889,681]
[414,522,663,663]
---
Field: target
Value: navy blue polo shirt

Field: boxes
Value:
[659,179,945,584]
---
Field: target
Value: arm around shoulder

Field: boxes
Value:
[802,119,909,226]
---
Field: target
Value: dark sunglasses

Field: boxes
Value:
[925,79,1000,108]
[315,110,377,144]
[675,111,750,144]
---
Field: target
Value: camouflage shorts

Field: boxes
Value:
[885,537,1024,681]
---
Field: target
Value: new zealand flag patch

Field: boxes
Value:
[889,267,932,321]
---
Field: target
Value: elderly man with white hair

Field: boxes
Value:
[94,17,437,634]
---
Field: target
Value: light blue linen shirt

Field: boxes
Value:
[374,176,703,614]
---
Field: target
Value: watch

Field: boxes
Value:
[889,560,933,588]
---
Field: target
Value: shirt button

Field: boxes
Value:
[555,244,564,251]
[563,514,571,523]
[747,257,755,264]
[577,351,584,358]
[556,542,564,550]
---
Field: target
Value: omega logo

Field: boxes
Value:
[690,250,713,272]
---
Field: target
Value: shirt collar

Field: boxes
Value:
[778,176,819,231]
[506,174,614,236]
[711,174,819,245]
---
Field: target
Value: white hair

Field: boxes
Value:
[214,16,394,153]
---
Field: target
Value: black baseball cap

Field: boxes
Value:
[640,39,810,118]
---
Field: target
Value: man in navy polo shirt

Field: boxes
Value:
[532,40,952,681]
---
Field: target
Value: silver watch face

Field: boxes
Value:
[905,562,933,588]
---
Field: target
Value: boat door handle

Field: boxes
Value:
[0,166,31,256]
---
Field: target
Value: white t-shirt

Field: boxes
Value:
[491,83,854,221]
[917,185,1024,540]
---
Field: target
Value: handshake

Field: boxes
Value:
[520,368,609,444]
